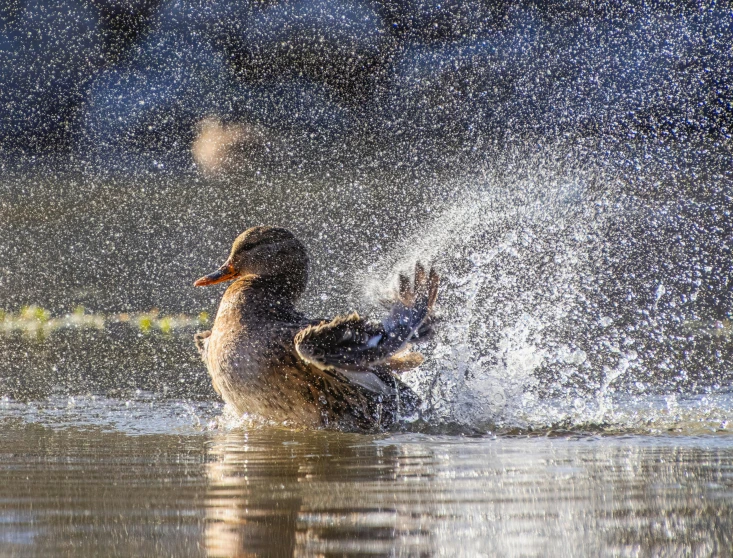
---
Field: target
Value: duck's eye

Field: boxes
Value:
[236,241,257,253]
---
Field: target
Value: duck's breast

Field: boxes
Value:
[206,314,324,425]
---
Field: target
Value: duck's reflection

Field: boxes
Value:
[204,429,427,557]
[205,433,300,557]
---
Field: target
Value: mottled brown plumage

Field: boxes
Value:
[194,226,439,431]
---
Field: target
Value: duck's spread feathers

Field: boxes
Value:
[294,264,438,374]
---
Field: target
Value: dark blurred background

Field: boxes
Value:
[1,0,730,172]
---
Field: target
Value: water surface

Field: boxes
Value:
[1,397,732,557]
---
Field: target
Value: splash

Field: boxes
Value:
[366,149,732,432]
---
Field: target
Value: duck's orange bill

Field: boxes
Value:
[194,263,237,287]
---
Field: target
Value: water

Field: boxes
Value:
[357,147,733,432]
[1,400,732,557]
[2,150,733,553]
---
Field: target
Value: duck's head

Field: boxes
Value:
[194,226,309,298]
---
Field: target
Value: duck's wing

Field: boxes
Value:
[294,263,439,374]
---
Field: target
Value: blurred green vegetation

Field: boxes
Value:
[0,306,208,337]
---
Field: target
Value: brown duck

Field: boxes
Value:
[193,226,439,431]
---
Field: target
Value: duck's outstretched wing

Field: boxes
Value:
[294,263,439,374]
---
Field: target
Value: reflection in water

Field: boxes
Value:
[205,434,302,557]
[204,429,733,557]
[205,430,434,557]
[0,415,731,557]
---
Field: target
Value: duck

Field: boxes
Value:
[193,226,439,431]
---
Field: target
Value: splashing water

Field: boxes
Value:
[363,148,732,433]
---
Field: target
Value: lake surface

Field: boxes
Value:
[1,395,732,557]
